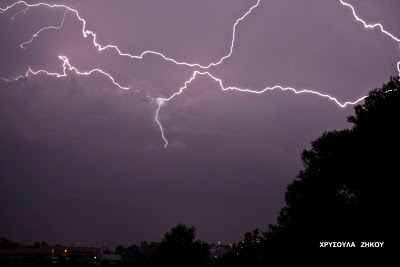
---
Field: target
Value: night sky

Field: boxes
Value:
[0,0,399,247]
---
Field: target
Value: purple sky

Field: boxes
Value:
[0,0,399,247]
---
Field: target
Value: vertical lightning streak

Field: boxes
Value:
[155,73,200,148]
[155,100,168,148]
[20,9,68,49]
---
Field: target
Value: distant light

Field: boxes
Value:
[64,250,67,253]
[94,256,96,259]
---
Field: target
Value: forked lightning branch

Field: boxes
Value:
[1,0,399,148]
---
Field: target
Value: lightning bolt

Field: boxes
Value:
[339,0,400,76]
[3,56,129,90]
[0,0,260,68]
[1,0,399,148]
[20,9,68,49]
[154,71,368,148]
[155,0,400,147]
[10,6,28,21]
[339,0,400,43]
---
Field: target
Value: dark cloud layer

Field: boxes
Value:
[0,0,399,247]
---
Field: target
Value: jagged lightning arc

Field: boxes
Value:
[0,0,261,69]
[10,6,28,21]
[339,0,400,43]
[339,0,400,76]
[154,71,368,148]
[20,9,68,49]
[1,56,129,90]
[1,0,399,148]
[3,0,396,73]
[155,0,400,147]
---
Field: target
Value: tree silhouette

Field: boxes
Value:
[114,245,126,255]
[152,223,209,267]
[0,237,19,248]
[263,76,399,249]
